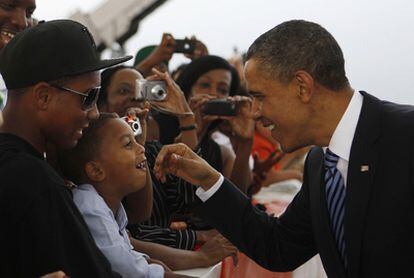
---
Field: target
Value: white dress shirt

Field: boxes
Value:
[324,90,363,186]
[73,184,164,278]
[0,74,7,110]
[197,91,364,200]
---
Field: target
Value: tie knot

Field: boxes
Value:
[324,148,339,168]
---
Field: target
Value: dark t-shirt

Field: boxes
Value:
[0,133,119,277]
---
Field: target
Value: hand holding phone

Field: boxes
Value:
[174,39,196,54]
[202,99,237,116]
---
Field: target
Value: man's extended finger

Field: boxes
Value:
[155,144,186,169]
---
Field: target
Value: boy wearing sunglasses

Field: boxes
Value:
[0,20,131,277]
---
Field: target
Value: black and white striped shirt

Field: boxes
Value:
[127,141,198,250]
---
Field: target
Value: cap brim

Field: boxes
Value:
[69,55,134,77]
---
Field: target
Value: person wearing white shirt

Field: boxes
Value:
[73,184,164,278]
[57,113,172,277]
[153,20,414,278]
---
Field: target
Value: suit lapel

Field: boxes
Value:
[345,92,381,277]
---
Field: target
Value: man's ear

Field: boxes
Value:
[85,161,106,182]
[293,70,314,103]
[32,82,54,110]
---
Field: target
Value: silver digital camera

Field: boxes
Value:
[135,80,167,101]
[121,116,142,136]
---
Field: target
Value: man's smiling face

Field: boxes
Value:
[245,58,312,153]
[0,0,36,50]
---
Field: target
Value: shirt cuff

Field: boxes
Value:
[196,174,224,202]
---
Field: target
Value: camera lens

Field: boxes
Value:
[132,122,140,131]
[150,84,167,100]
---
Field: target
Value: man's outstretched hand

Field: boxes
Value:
[154,143,221,190]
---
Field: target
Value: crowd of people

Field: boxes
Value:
[0,2,305,277]
[1,1,413,278]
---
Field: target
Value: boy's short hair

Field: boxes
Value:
[58,112,118,185]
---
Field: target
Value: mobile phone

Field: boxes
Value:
[175,39,196,54]
[202,99,237,116]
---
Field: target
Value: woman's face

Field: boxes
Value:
[104,68,144,116]
[190,69,232,99]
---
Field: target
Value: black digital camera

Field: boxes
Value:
[202,99,237,116]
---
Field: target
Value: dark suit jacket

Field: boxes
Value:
[197,92,414,277]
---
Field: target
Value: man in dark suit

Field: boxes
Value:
[153,20,414,277]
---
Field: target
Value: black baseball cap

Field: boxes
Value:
[0,19,132,90]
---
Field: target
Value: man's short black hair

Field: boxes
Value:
[57,112,118,185]
[247,20,349,91]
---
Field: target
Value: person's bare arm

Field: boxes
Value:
[229,138,253,193]
[130,235,237,270]
[223,96,255,193]
[125,167,153,223]
[219,143,235,179]
[136,33,175,77]
[175,113,198,150]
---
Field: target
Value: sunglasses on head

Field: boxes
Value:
[49,84,100,111]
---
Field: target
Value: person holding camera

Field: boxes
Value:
[153,20,414,278]
[134,33,209,77]
[155,55,254,193]
[97,65,220,251]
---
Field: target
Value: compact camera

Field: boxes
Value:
[135,80,167,101]
[121,116,142,136]
[202,99,237,116]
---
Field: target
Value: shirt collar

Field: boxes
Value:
[78,183,128,231]
[115,204,128,231]
[328,90,364,161]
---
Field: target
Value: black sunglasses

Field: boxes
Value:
[50,84,100,111]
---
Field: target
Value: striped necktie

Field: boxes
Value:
[324,148,347,267]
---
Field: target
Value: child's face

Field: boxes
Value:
[97,118,147,194]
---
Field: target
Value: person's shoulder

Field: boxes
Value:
[380,100,414,135]
[0,149,61,189]
[73,184,111,216]
[0,149,66,218]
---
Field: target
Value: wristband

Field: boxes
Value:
[180,124,197,131]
